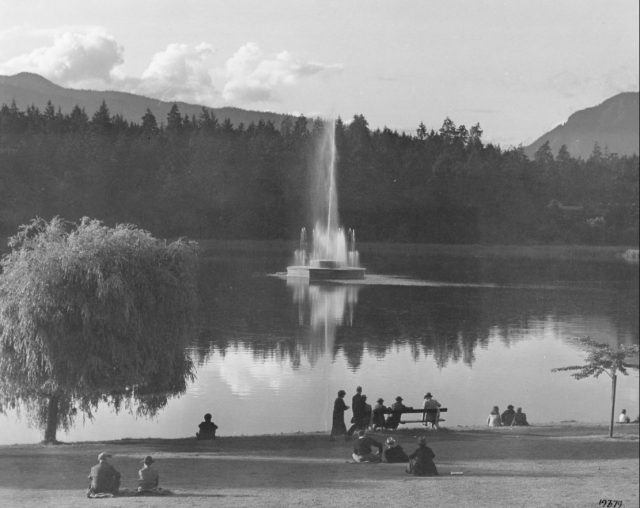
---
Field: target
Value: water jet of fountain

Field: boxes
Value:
[287,119,365,280]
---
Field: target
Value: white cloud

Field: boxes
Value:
[223,42,341,103]
[134,42,219,104]
[0,31,340,107]
[0,28,123,85]
[217,348,299,396]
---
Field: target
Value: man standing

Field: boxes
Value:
[347,386,364,436]
[423,392,442,430]
[87,452,121,497]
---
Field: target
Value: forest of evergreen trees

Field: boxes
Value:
[0,100,638,245]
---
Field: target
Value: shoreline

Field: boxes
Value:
[1,420,638,448]
[191,238,639,263]
[2,420,638,449]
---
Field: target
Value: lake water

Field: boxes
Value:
[1,244,638,444]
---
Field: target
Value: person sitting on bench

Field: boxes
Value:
[196,413,218,439]
[422,392,442,430]
[385,396,410,430]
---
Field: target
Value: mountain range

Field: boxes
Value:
[524,92,639,159]
[0,72,291,128]
[1,73,638,159]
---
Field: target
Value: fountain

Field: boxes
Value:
[286,120,365,281]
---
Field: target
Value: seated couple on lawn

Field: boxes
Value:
[87,453,172,497]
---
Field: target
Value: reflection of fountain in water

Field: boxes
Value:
[287,278,360,363]
[288,119,365,280]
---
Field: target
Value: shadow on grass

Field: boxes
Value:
[432,470,585,479]
[160,494,258,499]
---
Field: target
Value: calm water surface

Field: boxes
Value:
[1,245,638,444]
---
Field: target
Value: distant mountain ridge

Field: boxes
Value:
[0,72,293,127]
[524,92,639,159]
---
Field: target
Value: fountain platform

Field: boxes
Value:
[287,260,366,281]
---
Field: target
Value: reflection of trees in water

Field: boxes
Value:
[193,258,638,371]
[335,287,494,369]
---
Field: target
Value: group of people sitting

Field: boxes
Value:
[87,412,219,498]
[487,405,529,426]
[351,430,438,476]
[331,386,444,440]
[87,452,171,498]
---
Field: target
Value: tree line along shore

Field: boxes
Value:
[0,101,637,246]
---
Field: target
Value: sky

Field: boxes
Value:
[0,0,637,146]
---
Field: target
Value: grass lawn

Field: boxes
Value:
[0,423,637,507]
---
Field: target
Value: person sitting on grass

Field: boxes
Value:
[383,437,409,463]
[137,456,172,496]
[87,452,121,498]
[513,407,529,426]
[352,430,383,463]
[196,413,218,440]
[618,409,631,424]
[501,405,516,426]
[406,436,438,476]
[487,406,502,427]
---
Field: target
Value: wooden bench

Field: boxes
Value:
[385,407,447,424]
[387,408,448,425]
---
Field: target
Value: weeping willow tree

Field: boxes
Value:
[0,217,199,443]
[552,337,639,438]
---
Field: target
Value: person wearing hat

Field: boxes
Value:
[383,437,409,463]
[87,452,121,497]
[422,392,442,430]
[137,456,160,494]
[352,430,383,463]
[501,404,516,426]
[386,396,410,430]
[330,389,350,441]
[371,398,387,431]
[407,436,438,476]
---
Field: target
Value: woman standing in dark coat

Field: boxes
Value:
[330,390,350,441]
[407,436,438,476]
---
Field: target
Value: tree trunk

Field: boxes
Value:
[43,394,59,443]
[609,374,617,438]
